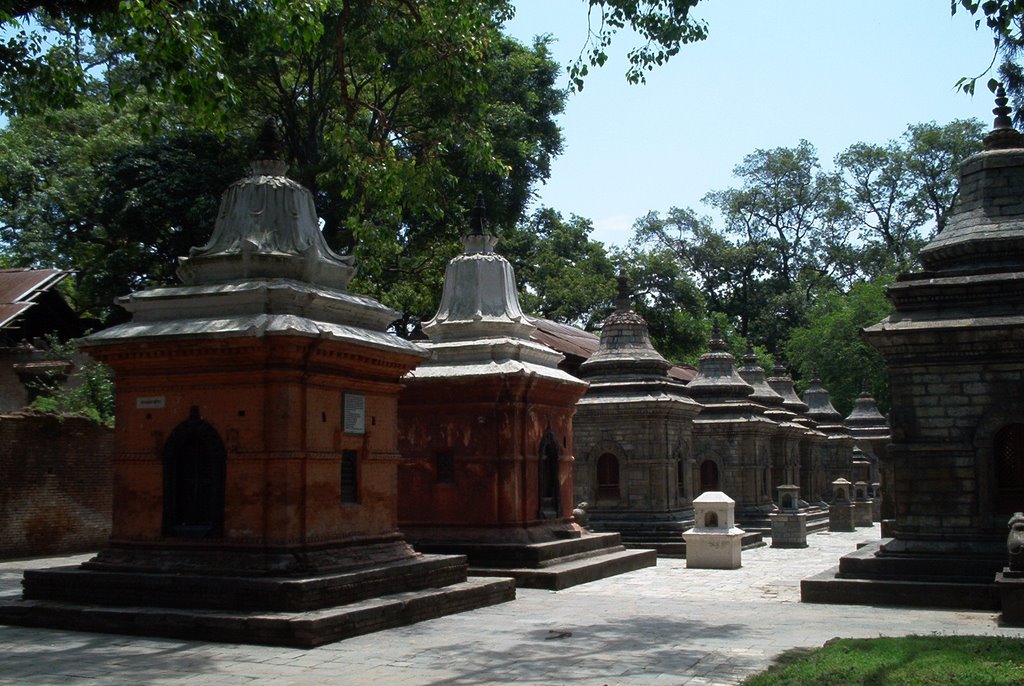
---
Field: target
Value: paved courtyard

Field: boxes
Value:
[0,526,1020,686]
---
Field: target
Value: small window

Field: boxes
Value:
[704,511,719,528]
[995,424,1024,513]
[341,449,359,503]
[699,460,720,493]
[597,453,620,497]
[436,451,455,484]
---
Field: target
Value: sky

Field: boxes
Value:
[502,1,999,248]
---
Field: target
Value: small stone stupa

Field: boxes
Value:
[803,87,1024,610]
[766,357,829,507]
[802,372,854,501]
[397,196,654,589]
[687,324,776,531]
[738,347,806,506]
[572,271,703,556]
[845,388,890,525]
[0,121,514,646]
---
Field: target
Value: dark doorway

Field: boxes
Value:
[162,409,227,538]
[699,459,720,493]
[538,431,560,518]
[995,423,1024,513]
[596,453,620,498]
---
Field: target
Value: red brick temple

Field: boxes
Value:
[396,197,655,589]
[0,123,513,647]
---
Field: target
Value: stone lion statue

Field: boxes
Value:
[1008,512,1024,572]
[572,501,589,527]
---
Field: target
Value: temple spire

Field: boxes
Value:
[469,193,487,236]
[614,269,631,312]
[984,84,1024,150]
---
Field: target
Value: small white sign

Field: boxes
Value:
[344,393,365,434]
[136,396,166,409]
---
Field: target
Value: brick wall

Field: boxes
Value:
[0,413,114,558]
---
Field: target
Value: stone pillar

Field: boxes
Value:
[996,513,1024,625]
[853,481,874,528]
[769,484,808,548]
[829,478,855,532]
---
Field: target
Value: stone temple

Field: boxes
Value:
[396,199,654,589]
[803,88,1024,609]
[572,273,703,555]
[0,123,514,646]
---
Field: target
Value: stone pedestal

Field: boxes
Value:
[770,512,808,548]
[770,484,808,548]
[996,569,1024,625]
[684,491,745,569]
[829,479,855,532]
[853,481,874,527]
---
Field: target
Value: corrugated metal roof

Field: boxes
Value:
[531,317,697,382]
[0,269,70,332]
[531,318,599,361]
[0,303,33,330]
[0,269,67,305]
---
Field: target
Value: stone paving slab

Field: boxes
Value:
[1,527,1021,686]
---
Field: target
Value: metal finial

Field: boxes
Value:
[469,193,487,236]
[994,84,1014,131]
[255,117,285,161]
[709,320,726,351]
[614,269,630,312]
[772,352,787,374]
[984,83,1024,150]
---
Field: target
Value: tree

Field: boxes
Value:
[631,206,762,340]
[0,6,569,334]
[616,245,707,365]
[500,207,617,329]
[783,277,893,417]
[0,1,712,115]
[0,99,247,322]
[954,1,1024,122]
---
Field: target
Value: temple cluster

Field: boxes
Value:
[2,88,1024,643]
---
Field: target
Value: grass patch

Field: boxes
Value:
[741,635,1024,685]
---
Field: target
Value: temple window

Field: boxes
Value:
[596,453,620,497]
[995,423,1024,513]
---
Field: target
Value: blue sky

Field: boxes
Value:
[503,1,998,248]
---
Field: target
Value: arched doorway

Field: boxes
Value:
[699,459,720,493]
[538,431,560,518]
[995,423,1024,513]
[596,453,620,498]
[162,408,227,538]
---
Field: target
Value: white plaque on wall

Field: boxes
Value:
[343,393,365,434]
[136,396,166,409]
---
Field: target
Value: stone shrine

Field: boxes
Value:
[572,273,703,556]
[844,390,890,527]
[683,491,745,569]
[769,484,809,548]
[737,348,807,510]
[803,89,1024,609]
[766,358,829,511]
[802,374,854,502]
[687,325,776,533]
[0,124,514,646]
[396,198,654,589]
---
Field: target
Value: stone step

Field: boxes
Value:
[469,547,656,591]
[801,566,999,610]
[0,576,516,648]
